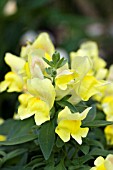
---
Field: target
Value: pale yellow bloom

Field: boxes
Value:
[21,32,55,59]
[27,49,47,79]
[80,41,106,72]
[27,78,55,108]
[55,106,91,144]
[70,52,92,79]
[0,53,25,92]
[18,78,55,125]
[0,71,24,92]
[0,118,4,125]
[74,75,106,101]
[107,65,113,82]
[5,53,25,73]
[0,135,7,141]
[18,93,50,125]
[102,96,113,121]
[104,125,113,145]
[21,33,55,80]
[0,120,6,141]
[55,69,77,90]
[90,154,113,170]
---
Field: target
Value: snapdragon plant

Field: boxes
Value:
[0,33,113,170]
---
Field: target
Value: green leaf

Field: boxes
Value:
[89,148,113,156]
[79,145,89,155]
[43,58,54,67]
[45,67,53,75]
[25,157,44,168]
[57,101,78,113]
[0,134,38,145]
[57,58,67,68]
[52,51,60,63]
[83,104,96,123]
[82,120,113,128]
[44,155,55,170]
[72,155,93,167]
[56,136,64,148]
[0,118,37,145]
[3,149,27,162]
[39,121,55,160]
[54,160,66,170]
[84,138,104,149]
[0,149,27,167]
[0,119,16,135]
[77,166,91,170]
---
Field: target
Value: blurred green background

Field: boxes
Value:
[0,0,113,119]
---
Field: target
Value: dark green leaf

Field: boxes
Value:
[72,155,93,166]
[43,58,54,67]
[82,120,113,128]
[39,121,55,160]
[85,138,104,149]
[54,160,66,170]
[79,145,89,155]
[3,149,27,162]
[52,51,60,63]
[57,101,78,113]
[45,67,53,75]
[56,136,64,148]
[89,148,113,156]
[0,118,37,145]
[57,58,67,68]
[83,105,96,123]
[0,134,38,145]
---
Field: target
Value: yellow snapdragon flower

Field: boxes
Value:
[55,69,78,90]
[0,118,7,141]
[0,53,25,92]
[21,32,55,59]
[90,154,113,170]
[70,53,92,79]
[80,41,106,72]
[0,135,7,141]
[102,96,113,121]
[74,75,107,101]
[18,78,56,125]
[0,33,55,93]
[55,106,91,144]
[104,125,113,145]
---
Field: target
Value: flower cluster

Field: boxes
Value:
[1,32,113,169]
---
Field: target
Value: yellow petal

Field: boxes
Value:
[55,70,77,90]
[70,51,92,79]
[32,32,55,56]
[18,93,34,119]
[55,126,70,142]
[56,107,90,144]
[72,127,89,145]
[94,156,105,166]
[0,135,7,141]
[80,41,99,58]
[104,125,113,145]
[105,154,113,170]
[75,75,105,101]
[0,71,23,92]
[18,93,50,125]
[5,53,25,73]
[0,118,4,125]
[57,106,91,123]
[28,50,45,79]
[28,98,50,125]
[27,78,55,108]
